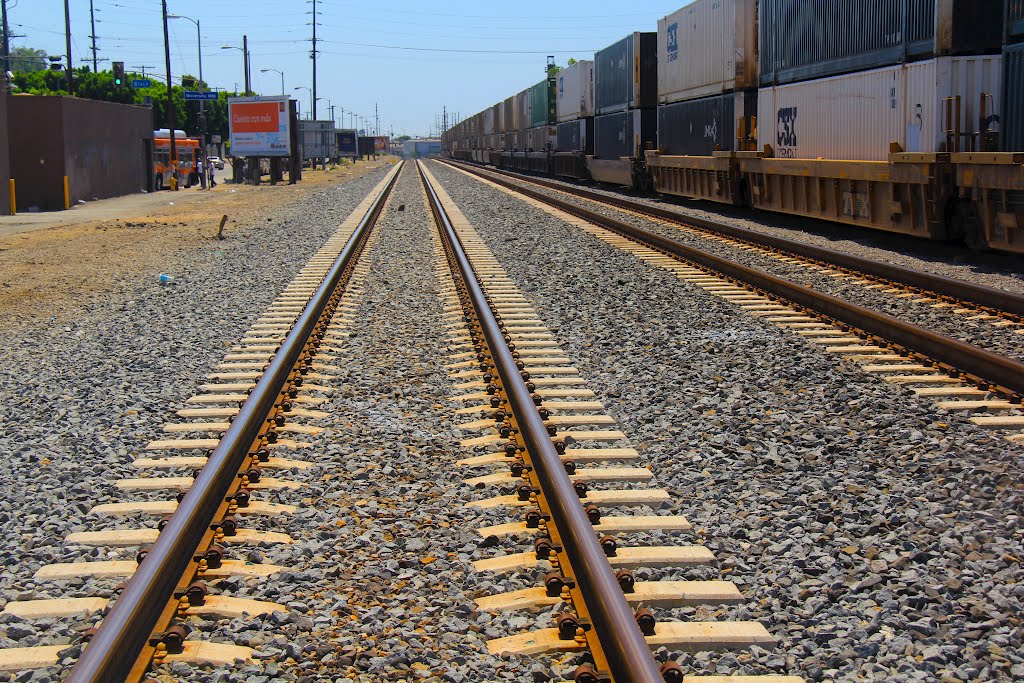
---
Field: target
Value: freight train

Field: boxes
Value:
[442,0,1024,254]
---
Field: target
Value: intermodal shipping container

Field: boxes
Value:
[1004,42,1024,151]
[529,79,555,127]
[594,109,657,159]
[557,60,595,122]
[525,126,555,152]
[657,0,757,104]
[757,56,1002,160]
[517,88,532,131]
[491,103,503,134]
[594,32,658,114]
[759,0,934,86]
[502,97,516,133]
[556,118,594,153]
[483,107,495,136]
[1010,0,1024,42]
[657,92,756,155]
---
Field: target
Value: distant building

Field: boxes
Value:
[402,138,442,158]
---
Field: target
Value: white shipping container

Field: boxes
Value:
[657,0,757,105]
[904,55,1001,154]
[483,108,495,136]
[757,56,1002,161]
[557,60,595,122]
[517,88,532,132]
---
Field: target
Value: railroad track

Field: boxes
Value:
[419,159,805,682]
[0,162,403,681]
[438,159,1024,445]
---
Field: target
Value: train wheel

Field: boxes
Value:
[950,199,989,251]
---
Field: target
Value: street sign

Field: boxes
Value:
[184,91,218,101]
[132,79,151,88]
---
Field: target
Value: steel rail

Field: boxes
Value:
[417,160,664,683]
[445,160,1024,397]
[445,160,1024,317]
[66,161,403,683]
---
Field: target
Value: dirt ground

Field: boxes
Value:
[0,157,396,322]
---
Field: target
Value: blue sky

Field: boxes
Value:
[12,0,683,137]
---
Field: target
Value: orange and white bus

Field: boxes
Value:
[153,129,200,190]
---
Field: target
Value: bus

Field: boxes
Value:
[153,129,200,190]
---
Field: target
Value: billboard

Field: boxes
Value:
[228,96,291,157]
[298,120,337,160]
[373,135,389,152]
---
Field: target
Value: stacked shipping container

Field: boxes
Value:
[654,0,758,156]
[593,32,658,161]
[555,60,595,154]
[1004,1,1024,151]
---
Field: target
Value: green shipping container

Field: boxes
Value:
[529,79,556,127]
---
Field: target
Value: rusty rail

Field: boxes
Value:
[417,160,665,682]
[445,159,1024,317]
[445,160,1024,397]
[66,162,403,683]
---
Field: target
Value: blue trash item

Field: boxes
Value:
[159,274,176,285]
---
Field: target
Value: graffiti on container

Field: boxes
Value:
[704,119,718,143]
[776,107,797,155]
[666,23,679,63]
[558,75,565,97]
[841,191,870,219]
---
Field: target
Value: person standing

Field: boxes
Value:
[208,162,216,189]
[197,157,207,190]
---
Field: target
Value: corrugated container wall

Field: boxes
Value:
[529,80,554,128]
[1003,42,1024,151]
[657,91,756,155]
[503,97,516,133]
[557,60,595,122]
[759,0,935,86]
[595,32,658,114]
[657,0,757,104]
[758,56,1002,160]
[483,107,495,136]
[594,109,657,159]
[1009,0,1024,42]
[904,55,1001,153]
[492,103,504,134]
[517,88,532,131]
[556,118,595,153]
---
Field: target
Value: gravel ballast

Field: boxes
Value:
[426,159,1024,682]
[471,165,1024,295]
[453,164,1024,363]
[0,165,394,680]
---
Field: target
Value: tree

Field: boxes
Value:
[10,47,48,72]
[568,57,578,66]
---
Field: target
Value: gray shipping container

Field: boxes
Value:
[595,32,658,115]
[1010,0,1024,42]
[1004,42,1024,151]
[760,0,1004,87]
[594,109,657,159]
[657,92,756,156]
[556,118,595,153]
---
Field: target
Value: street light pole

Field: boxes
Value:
[261,68,284,96]
[169,14,206,188]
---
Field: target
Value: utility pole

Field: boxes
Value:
[89,0,98,72]
[1,0,10,92]
[161,0,176,188]
[243,34,250,95]
[310,0,317,119]
[133,65,155,78]
[63,0,73,95]
[375,102,379,137]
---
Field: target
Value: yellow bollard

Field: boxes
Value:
[8,179,14,216]
[63,176,69,209]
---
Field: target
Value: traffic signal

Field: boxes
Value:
[112,62,124,87]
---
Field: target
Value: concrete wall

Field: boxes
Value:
[0,93,9,215]
[8,95,153,212]
[61,98,152,204]
[8,95,65,212]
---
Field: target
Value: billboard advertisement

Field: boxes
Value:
[228,96,291,157]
